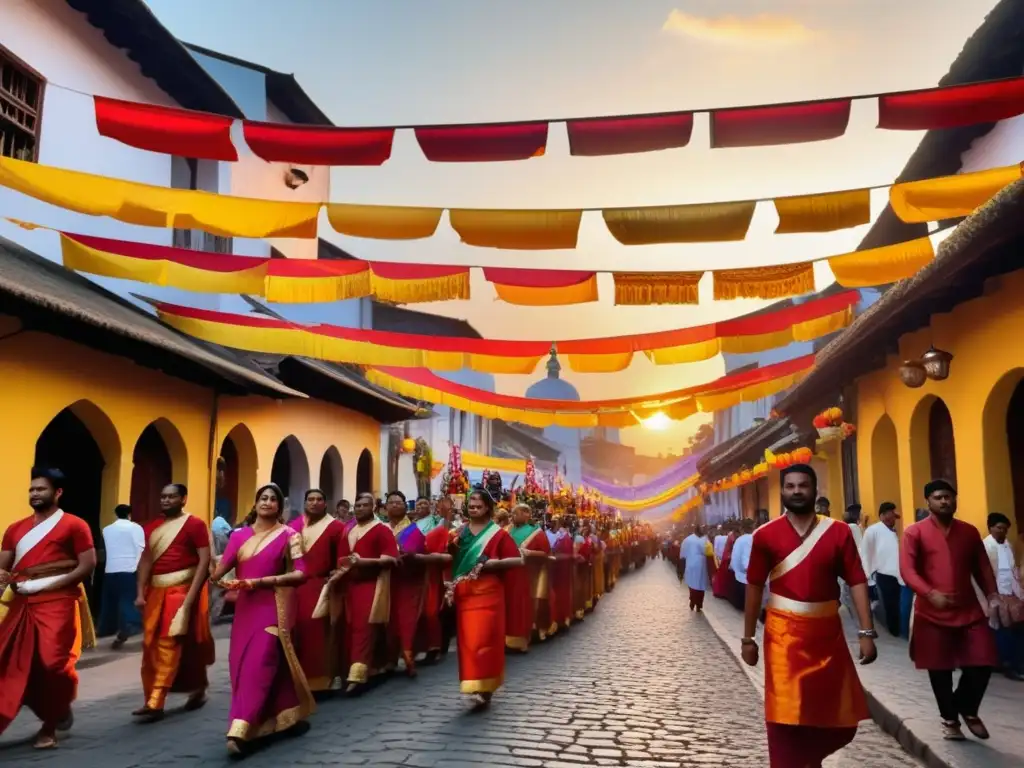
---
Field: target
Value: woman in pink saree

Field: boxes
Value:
[212,483,313,756]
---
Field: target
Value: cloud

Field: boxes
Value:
[662,10,816,46]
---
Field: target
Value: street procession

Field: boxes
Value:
[2,1,1024,766]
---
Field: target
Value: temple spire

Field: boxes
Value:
[546,345,561,379]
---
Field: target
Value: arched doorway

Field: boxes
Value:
[928,398,957,486]
[1007,383,1024,535]
[270,435,309,518]
[871,414,902,530]
[130,425,172,526]
[319,446,343,507]
[356,448,374,496]
[218,423,258,524]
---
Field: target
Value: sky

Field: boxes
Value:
[143,0,998,454]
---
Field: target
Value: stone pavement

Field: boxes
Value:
[699,580,1021,768]
[1,562,918,767]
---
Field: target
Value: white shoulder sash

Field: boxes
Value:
[769,515,835,582]
[13,510,65,569]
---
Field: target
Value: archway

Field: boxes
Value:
[35,400,120,616]
[131,423,174,526]
[218,423,258,524]
[319,446,343,507]
[928,398,957,486]
[1008,383,1024,536]
[870,414,902,531]
[270,435,310,517]
[356,448,374,496]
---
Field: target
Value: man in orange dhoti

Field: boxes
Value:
[335,492,398,694]
[290,489,346,692]
[0,467,97,749]
[133,484,214,722]
[416,496,453,664]
[742,465,877,768]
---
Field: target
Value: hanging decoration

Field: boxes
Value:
[3,155,1018,247]
[44,224,937,307]
[460,451,528,473]
[363,354,816,429]
[155,292,850,375]
[91,75,1024,162]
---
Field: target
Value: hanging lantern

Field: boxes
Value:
[920,346,953,381]
[401,437,416,453]
[898,360,927,388]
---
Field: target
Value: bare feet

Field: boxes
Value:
[132,707,165,723]
[184,692,208,712]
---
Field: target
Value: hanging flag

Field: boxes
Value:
[773,188,871,234]
[712,262,815,301]
[482,267,597,305]
[612,272,703,305]
[326,203,443,240]
[828,236,935,287]
[414,122,548,162]
[878,77,1024,131]
[711,100,851,149]
[0,157,319,238]
[890,164,1023,223]
[603,201,756,245]
[566,113,694,156]
[94,97,238,161]
[242,122,394,165]
[449,208,582,249]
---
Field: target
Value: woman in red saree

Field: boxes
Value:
[212,483,312,756]
[451,491,522,708]
[289,489,346,692]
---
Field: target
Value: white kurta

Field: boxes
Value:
[682,534,711,592]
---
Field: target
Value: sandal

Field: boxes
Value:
[941,720,966,741]
[184,693,208,712]
[962,716,990,740]
[32,732,58,750]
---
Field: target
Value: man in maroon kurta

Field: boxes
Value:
[290,489,346,692]
[901,479,1000,741]
[335,493,398,694]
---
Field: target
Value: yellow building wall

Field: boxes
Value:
[855,271,1024,539]
[0,328,382,533]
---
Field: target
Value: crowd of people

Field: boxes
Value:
[667,463,1019,767]
[0,466,660,755]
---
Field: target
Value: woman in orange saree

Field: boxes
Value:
[451,491,523,708]
[212,484,313,756]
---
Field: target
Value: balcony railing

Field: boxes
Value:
[172,228,232,254]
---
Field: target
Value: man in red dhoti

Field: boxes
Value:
[742,464,878,768]
[384,491,427,677]
[415,496,453,664]
[133,483,214,723]
[901,479,1000,741]
[334,492,398,694]
[508,504,552,644]
[548,519,574,632]
[290,488,346,693]
[573,523,593,621]
[0,467,97,749]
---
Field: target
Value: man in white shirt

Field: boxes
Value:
[98,504,145,649]
[862,501,901,636]
[984,512,1023,679]
[729,518,755,611]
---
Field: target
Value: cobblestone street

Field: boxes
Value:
[1,562,919,767]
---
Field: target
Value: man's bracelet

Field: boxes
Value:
[857,629,878,639]
[740,637,758,647]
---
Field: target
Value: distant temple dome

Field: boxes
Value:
[525,349,580,402]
